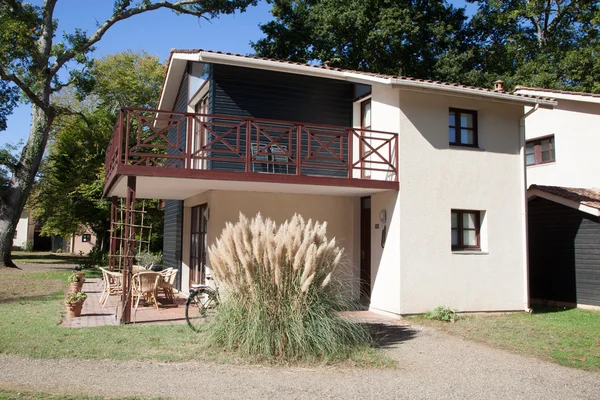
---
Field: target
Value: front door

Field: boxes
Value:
[360,196,371,304]
[190,204,208,286]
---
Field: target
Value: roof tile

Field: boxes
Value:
[530,185,600,210]
[167,49,555,102]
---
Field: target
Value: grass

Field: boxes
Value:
[410,307,600,371]
[12,251,88,266]
[0,264,391,367]
[0,389,168,400]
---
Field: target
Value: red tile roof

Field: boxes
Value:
[163,49,555,103]
[530,185,600,210]
[515,86,600,98]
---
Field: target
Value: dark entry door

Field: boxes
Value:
[360,197,371,304]
[190,204,208,286]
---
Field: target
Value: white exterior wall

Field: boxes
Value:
[523,99,600,189]
[14,213,30,249]
[181,190,360,296]
[396,90,527,314]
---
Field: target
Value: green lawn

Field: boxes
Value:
[0,390,168,400]
[0,265,388,367]
[12,251,88,266]
[411,307,600,371]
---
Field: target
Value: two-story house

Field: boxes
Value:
[515,86,600,309]
[103,50,555,322]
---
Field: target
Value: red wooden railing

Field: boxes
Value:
[104,107,398,191]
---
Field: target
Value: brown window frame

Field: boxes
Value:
[449,108,478,147]
[526,135,555,166]
[81,234,91,243]
[190,204,208,286]
[451,209,481,251]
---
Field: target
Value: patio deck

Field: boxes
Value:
[62,277,188,328]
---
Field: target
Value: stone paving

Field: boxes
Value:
[62,277,187,328]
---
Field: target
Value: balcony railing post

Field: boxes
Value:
[347,129,353,179]
[117,109,123,166]
[186,115,193,169]
[124,110,131,166]
[395,135,399,181]
[245,120,251,173]
[296,125,302,176]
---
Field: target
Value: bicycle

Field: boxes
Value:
[185,276,220,332]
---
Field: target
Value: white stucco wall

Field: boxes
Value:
[14,213,30,249]
[181,190,360,296]
[394,90,527,314]
[523,99,600,189]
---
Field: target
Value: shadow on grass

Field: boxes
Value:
[364,323,418,348]
[12,252,87,263]
[0,292,65,304]
[531,305,576,315]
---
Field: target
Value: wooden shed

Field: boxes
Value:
[528,185,600,308]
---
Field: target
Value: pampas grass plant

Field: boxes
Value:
[206,213,370,360]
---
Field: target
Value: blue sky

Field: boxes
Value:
[1,0,475,148]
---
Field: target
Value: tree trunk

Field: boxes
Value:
[0,105,53,268]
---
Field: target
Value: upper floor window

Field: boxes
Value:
[451,210,480,250]
[449,108,478,147]
[81,234,91,243]
[526,135,555,166]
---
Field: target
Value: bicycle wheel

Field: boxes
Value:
[185,288,219,332]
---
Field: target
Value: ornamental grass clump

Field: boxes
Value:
[206,213,370,360]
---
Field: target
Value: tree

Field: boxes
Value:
[0,0,257,268]
[28,51,166,253]
[253,0,600,91]
[466,0,600,91]
[252,0,470,80]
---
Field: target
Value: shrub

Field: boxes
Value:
[206,213,370,361]
[65,292,87,304]
[67,272,85,283]
[135,251,162,269]
[426,305,458,323]
[24,240,33,252]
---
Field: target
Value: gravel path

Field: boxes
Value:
[1,326,598,399]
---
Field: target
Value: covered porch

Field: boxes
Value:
[103,107,399,323]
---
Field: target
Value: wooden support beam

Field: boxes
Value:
[109,196,118,270]
[121,176,136,324]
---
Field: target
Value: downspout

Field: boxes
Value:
[520,104,539,313]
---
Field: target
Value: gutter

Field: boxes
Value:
[519,104,539,313]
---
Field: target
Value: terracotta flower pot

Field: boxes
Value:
[66,300,85,318]
[70,282,84,293]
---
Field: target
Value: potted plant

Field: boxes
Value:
[65,292,88,318]
[68,272,85,293]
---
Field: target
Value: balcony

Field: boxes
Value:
[104,108,399,199]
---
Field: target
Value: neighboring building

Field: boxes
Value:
[69,231,96,255]
[13,212,35,249]
[12,212,95,254]
[515,87,600,309]
[515,87,600,189]
[103,50,555,316]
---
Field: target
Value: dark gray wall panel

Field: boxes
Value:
[528,197,600,306]
[209,64,354,177]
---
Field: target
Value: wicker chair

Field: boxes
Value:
[99,267,122,306]
[132,271,162,310]
[158,268,178,303]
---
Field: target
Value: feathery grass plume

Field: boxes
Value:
[206,213,370,361]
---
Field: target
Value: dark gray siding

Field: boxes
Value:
[209,64,354,176]
[528,197,600,306]
[162,200,183,289]
[162,73,188,289]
